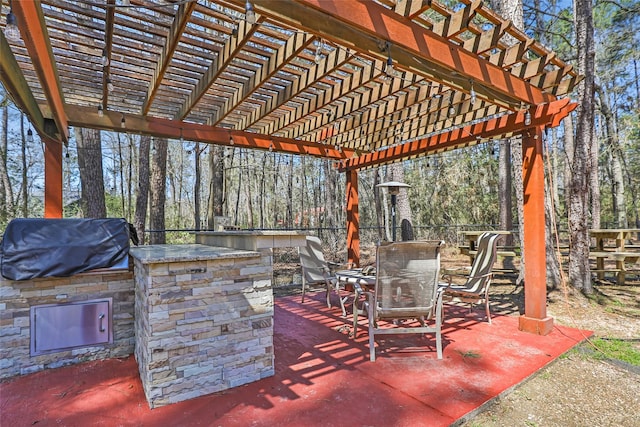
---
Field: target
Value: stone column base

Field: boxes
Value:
[518,315,554,335]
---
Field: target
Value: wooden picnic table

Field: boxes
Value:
[589,229,640,285]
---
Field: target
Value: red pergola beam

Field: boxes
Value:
[12,0,69,143]
[43,137,63,218]
[338,98,576,171]
[519,125,553,334]
[60,104,354,160]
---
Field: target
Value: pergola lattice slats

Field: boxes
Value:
[338,98,577,172]
[2,0,579,157]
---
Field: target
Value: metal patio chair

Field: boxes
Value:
[356,240,444,361]
[440,232,499,324]
[298,236,349,316]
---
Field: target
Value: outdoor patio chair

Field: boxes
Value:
[298,236,350,316]
[440,232,499,324]
[355,240,444,361]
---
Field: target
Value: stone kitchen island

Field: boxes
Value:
[129,244,274,408]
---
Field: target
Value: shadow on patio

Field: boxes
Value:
[0,291,590,427]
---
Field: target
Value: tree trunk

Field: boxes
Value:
[551,127,561,216]
[511,137,526,285]
[286,156,294,228]
[259,152,266,228]
[324,161,337,229]
[544,176,563,290]
[127,135,134,219]
[0,101,14,221]
[117,134,126,217]
[149,138,168,244]
[134,135,151,244]
[20,116,27,216]
[563,114,574,216]
[569,0,595,293]
[589,123,600,230]
[76,128,107,218]
[194,143,201,230]
[207,145,225,229]
[244,151,254,228]
[233,151,242,226]
[498,140,513,244]
[596,85,627,228]
[272,154,281,227]
[490,0,524,284]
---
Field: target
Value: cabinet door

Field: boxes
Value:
[31,299,112,355]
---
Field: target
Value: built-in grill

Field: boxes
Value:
[0,218,133,357]
[0,218,132,281]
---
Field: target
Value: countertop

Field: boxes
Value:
[129,244,259,264]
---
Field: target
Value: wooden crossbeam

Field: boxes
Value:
[58,104,355,160]
[338,98,576,171]
[321,79,435,150]
[284,70,423,144]
[242,44,353,130]
[431,0,482,39]
[176,15,264,120]
[265,59,381,135]
[394,0,433,19]
[463,19,511,55]
[12,0,69,143]
[142,1,196,115]
[211,32,315,127]
[373,102,502,150]
[101,0,115,111]
[0,32,49,137]
[512,53,555,81]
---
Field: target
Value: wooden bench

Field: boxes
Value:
[589,251,640,284]
[589,251,640,262]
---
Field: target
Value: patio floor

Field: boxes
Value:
[1,292,590,427]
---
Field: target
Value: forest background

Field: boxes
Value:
[0,0,639,294]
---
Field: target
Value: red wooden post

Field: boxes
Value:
[519,126,553,335]
[346,169,360,268]
[44,137,63,218]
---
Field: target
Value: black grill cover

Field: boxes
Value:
[1,218,131,281]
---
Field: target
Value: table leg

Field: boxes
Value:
[616,260,626,285]
[596,237,605,280]
[596,256,605,280]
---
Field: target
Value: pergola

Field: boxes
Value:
[0,0,580,335]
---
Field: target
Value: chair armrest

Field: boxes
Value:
[441,267,471,285]
[441,271,494,290]
[441,270,494,287]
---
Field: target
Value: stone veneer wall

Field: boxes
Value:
[132,248,274,408]
[0,268,135,379]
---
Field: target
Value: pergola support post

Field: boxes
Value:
[519,126,553,335]
[346,169,360,268]
[44,137,63,218]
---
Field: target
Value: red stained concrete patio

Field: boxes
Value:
[1,292,590,426]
